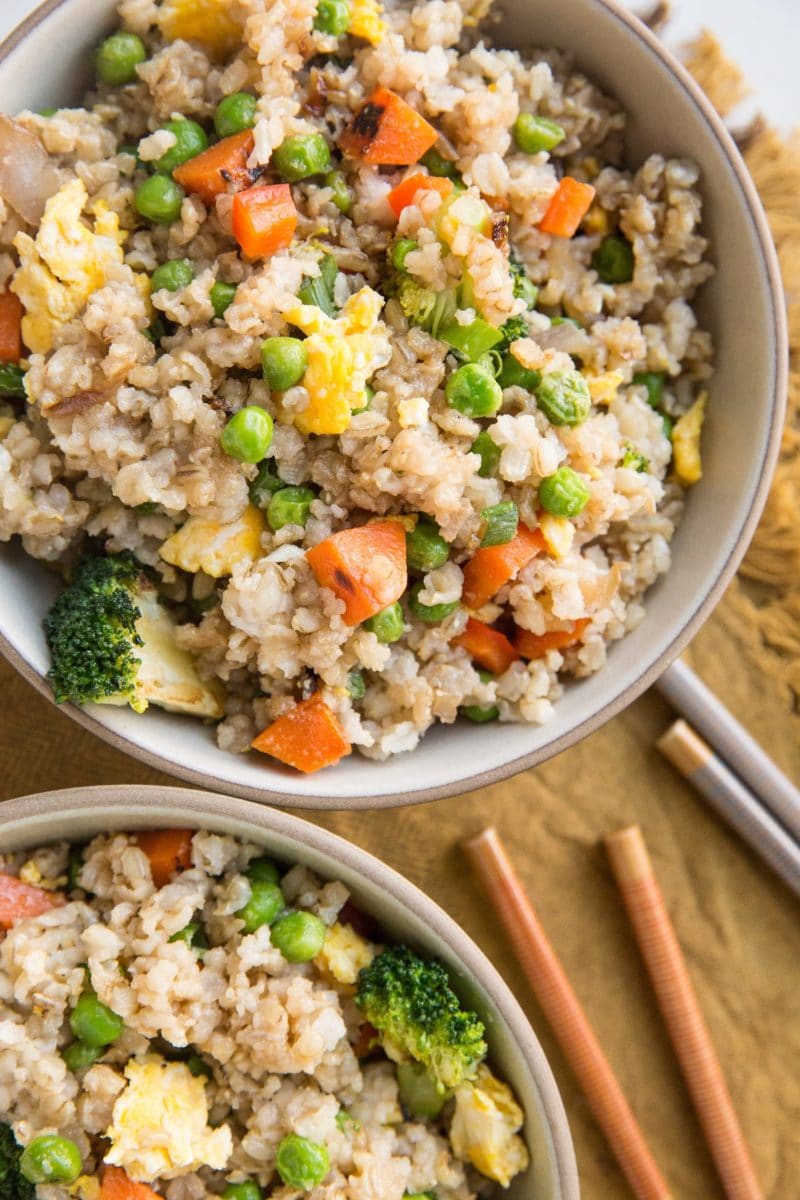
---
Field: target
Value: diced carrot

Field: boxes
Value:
[135,830,193,888]
[306,520,407,625]
[101,1166,161,1200]
[538,177,596,238]
[0,290,23,364]
[252,693,351,774]
[453,617,518,675]
[514,618,591,660]
[0,874,65,930]
[172,130,256,205]
[387,172,453,217]
[231,183,297,259]
[340,87,438,165]
[461,525,545,611]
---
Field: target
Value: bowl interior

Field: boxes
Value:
[0,784,579,1199]
[0,0,785,807]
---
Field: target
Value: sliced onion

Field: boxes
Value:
[0,115,64,225]
[536,320,592,358]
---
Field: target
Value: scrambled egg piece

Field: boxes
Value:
[672,391,707,486]
[11,179,125,355]
[68,1177,100,1200]
[131,587,225,718]
[586,370,623,406]
[159,504,265,578]
[316,921,376,985]
[450,1065,530,1188]
[105,1056,232,1182]
[158,0,243,57]
[281,286,391,436]
[538,512,575,559]
[348,0,387,44]
[19,860,66,890]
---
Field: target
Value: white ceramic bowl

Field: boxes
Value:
[0,0,787,808]
[0,783,579,1198]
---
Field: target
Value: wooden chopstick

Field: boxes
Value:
[655,659,800,841]
[658,719,800,900]
[463,826,673,1200]
[605,826,765,1200]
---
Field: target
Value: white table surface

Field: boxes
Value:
[1,0,798,130]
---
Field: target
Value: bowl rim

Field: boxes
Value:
[0,781,581,1199]
[0,0,788,809]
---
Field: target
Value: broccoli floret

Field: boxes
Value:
[0,1124,35,1200]
[621,443,649,473]
[496,314,529,353]
[394,276,459,339]
[43,552,223,718]
[355,946,487,1092]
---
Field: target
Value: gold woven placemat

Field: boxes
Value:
[0,27,798,1200]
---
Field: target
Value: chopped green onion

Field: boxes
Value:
[439,317,503,362]
[470,430,501,478]
[298,253,338,316]
[0,363,26,397]
[513,113,566,155]
[633,371,666,408]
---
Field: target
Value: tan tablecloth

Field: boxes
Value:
[1,25,799,1200]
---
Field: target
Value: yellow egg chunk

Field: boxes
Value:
[672,391,707,486]
[11,179,125,355]
[316,921,377,985]
[158,0,243,57]
[586,370,623,406]
[68,1177,100,1200]
[348,0,387,44]
[281,286,391,436]
[105,1056,232,1182]
[538,512,575,559]
[159,505,265,578]
[449,1064,530,1188]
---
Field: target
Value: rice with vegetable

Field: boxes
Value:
[0,827,528,1197]
[0,0,713,771]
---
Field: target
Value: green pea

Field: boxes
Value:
[591,233,634,284]
[408,580,459,624]
[325,170,353,214]
[144,316,167,344]
[405,1195,437,1200]
[363,601,405,644]
[497,354,541,392]
[220,406,274,463]
[69,988,124,1048]
[512,113,566,154]
[153,118,208,174]
[134,174,184,224]
[20,1135,82,1185]
[445,362,502,418]
[247,857,281,886]
[314,0,351,35]
[168,920,209,956]
[347,669,366,699]
[397,1061,447,1119]
[535,370,591,427]
[62,1040,103,1073]
[418,146,460,180]
[210,281,237,319]
[632,371,666,408]
[461,700,499,723]
[95,31,146,86]
[391,237,418,271]
[406,519,449,572]
[215,92,258,138]
[271,911,326,962]
[276,1134,330,1189]
[151,258,194,293]
[273,133,331,182]
[249,460,285,507]
[37,107,58,117]
[261,336,308,391]
[222,1182,263,1200]
[470,430,501,478]
[480,501,518,547]
[267,485,316,531]
[514,275,538,309]
[236,879,285,934]
[187,1052,213,1079]
[538,466,590,517]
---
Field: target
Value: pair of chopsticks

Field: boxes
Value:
[655,659,800,900]
[464,825,765,1200]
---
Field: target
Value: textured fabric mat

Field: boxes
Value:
[0,25,798,1200]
